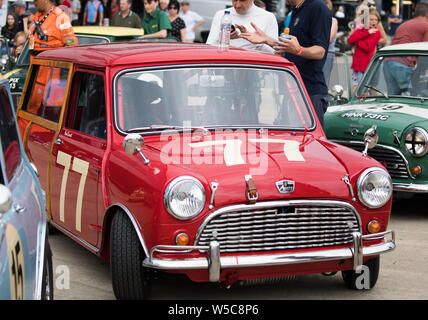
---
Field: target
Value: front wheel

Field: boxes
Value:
[341,256,380,290]
[110,210,152,300]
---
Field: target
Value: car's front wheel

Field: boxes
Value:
[342,256,380,290]
[110,210,152,300]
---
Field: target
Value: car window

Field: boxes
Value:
[0,86,21,182]
[356,54,428,99]
[22,65,69,123]
[70,73,106,140]
[115,67,313,132]
[76,36,109,45]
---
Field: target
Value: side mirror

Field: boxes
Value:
[0,184,13,216]
[332,84,344,98]
[123,133,150,164]
[362,125,378,156]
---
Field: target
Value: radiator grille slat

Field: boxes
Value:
[196,205,360,253]
[340,143,409,179]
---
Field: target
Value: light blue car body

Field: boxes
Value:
[0,79,48,300]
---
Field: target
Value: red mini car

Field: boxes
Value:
[16,42,395,299]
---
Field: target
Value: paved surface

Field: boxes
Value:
[50,196,428,300]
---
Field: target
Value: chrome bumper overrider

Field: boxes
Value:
[142,230,395,282]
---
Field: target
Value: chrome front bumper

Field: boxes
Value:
[143,230,395,282]
[393,183,428,193]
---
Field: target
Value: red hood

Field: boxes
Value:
[146,131,351,206]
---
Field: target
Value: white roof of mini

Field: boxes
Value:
[380,41,428,52]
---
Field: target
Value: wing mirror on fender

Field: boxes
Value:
[0,184,13,216]
[332,85,347,105]
[123,133,150,165]
[362,125,378,156]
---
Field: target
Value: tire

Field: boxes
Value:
[110,211,151,300]
[41,240,54,300]
[341,256,380,290]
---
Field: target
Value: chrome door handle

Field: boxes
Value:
[14,203,26,214]
[54,138,62,145]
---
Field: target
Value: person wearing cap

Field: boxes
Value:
[13,0,27,32]
[140,0,171,39]
[179,1,204,43]
[206,0,278,53]
[28,0,77,55]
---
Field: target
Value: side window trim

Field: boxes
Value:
[68,70,107,140]
[16,60,74,132]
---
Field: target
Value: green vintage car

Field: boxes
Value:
[0,26,145,107]
[325,42,428,197]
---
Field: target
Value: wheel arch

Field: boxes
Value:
[99,203,149,262]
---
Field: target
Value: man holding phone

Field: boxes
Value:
[206,0,277,53]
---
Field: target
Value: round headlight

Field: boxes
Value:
[405,127,428,157]
[164,176,206,220]
[357,168,392,209]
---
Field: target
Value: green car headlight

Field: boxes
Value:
[405,127,428,157]
[357,168,392,209]
[164,176,206,220]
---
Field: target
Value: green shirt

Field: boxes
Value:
[142,8,171,37]
[111,11,142,29]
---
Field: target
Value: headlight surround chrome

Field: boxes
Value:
[357,168,392,209]
[404,127,428,158]
[164,176,206,220]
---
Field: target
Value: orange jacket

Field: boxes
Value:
[29,6,78,52]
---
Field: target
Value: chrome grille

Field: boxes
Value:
[339,142,410,179]
[196,204,360,253]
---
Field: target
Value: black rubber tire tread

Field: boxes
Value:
[41,238,54,300]
[342,256,380,290]
[111,210,151,300]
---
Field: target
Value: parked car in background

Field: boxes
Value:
[325,42,428,198]
[0,26,145,108]
[0,79,53,300]
[15,41,395,299]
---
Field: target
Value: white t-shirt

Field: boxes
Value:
[179,10,204,41]
[206,5,278,54]
[72,0,82,22]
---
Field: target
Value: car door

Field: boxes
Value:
[49,70,106,248]
[0,80,44,299]
[16,60,73,222]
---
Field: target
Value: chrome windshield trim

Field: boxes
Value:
[112,63,316,136]
[194,200,363,245]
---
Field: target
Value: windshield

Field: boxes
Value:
[356,54,428,99]
[114,67,314,132]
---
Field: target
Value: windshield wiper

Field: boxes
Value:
[126,125,209,135]
[364,85,389,99]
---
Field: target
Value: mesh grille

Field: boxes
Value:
[196,205,360,253]
[341,142,409,179]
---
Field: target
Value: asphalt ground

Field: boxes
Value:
[50,196,428,300]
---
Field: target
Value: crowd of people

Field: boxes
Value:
[1,0,427,121]
[0,0,207,58]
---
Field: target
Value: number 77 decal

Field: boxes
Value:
[56,151,89,232]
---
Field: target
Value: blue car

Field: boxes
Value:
[0,79,53,300]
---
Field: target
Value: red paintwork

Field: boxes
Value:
[18,42,392,282]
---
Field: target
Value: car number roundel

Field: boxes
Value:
[6,224,25,300]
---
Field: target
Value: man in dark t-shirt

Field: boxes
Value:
[240,0,332,129]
